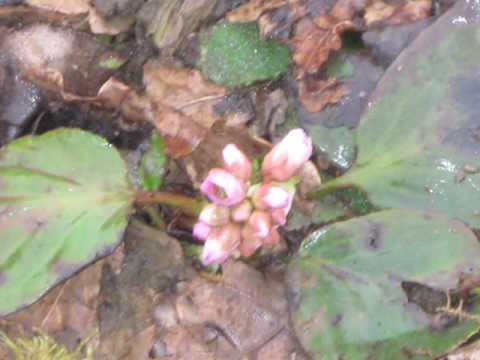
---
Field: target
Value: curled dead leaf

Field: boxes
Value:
[227,0,289,23]
[26,0,134,34]
[364,0,431,27]
[298,77,349,113]
[292,17,356,78]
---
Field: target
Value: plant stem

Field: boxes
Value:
[135,191,204,217]
[307,176,353,200]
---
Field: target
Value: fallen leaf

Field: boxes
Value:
[88,6,134,35]
[257,2,307,39]
[143,60,228,157]
[26,0,89,13]
[138,0,218,54]
[292,16,356,78]
[26,0,134,34]
[364,0,431,27]
[226,0,289,23]
[298,77,349,112]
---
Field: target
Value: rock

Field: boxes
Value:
[362,19,433,68]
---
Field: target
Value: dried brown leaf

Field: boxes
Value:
[143,61,228,157]
[26,0,134,34]
[227,0,289,23]
[292,17,355,78]
[140,0,218,54]
[257,0,308,39]
[26,0,89,13]
[299,77,349,113]
[364,0,431,27]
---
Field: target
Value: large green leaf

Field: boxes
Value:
[287,209,480,359]
[322,1,480,226]
[0,129,134,316]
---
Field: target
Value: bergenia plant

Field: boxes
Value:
[193,129,314,265]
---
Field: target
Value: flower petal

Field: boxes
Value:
[200,168,247,206]
[223,144,252,180]
[252,183,290,209]
[193,222,211,242]
[247,210,272,238]
[262,128,313,182]
[263,227,281,247]
[231,200,253,223]
[240,225,263,257]
[201,223,241,265]
[199,204,230,226]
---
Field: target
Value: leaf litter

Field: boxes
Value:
[2,0,479,359]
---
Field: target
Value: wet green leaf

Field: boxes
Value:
[0,128,134,316]
[139,131,167,191]
[311,126,355,170]
[324,2,480,226]
[199,22,291,87]
[288,209,480,359]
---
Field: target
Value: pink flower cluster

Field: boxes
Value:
[193,129,313,265]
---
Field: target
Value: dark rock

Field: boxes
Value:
[296,51,384,130]
[362,19,433,68]
[0,0,23,5]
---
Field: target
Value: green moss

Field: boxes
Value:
[0,332,95,360]
[199,22,291,87]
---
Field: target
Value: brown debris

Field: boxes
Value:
[138,0,218,54]
[143,61,229,158]
[364,0,432,27]
[169,261,304,358]
[292,16,356,79]
[227,0,290,23]
[26,0,134,34]
[298,77,349,113]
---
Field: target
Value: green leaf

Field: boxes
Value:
[287,209,480,359]
[0,128,134,316]
[324,2,480,226]
[139,131,167,191]
[311,126,355,170]
[199,22,291,87]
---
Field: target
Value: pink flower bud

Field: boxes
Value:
[252,183,290,209]
[247,210,272,238]
[271,187,295,225]
[200,168,246,207]
[262,128,313,182]
[231,200,253,223]
[263,227,280,247]
[223,144,252,181]
[201,223,241,266]
[193,222,211,242]
[198,204,230,226]
[240,225,263,257]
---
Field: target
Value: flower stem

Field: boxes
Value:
[135,191,204,217]
[307,176,352,200]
